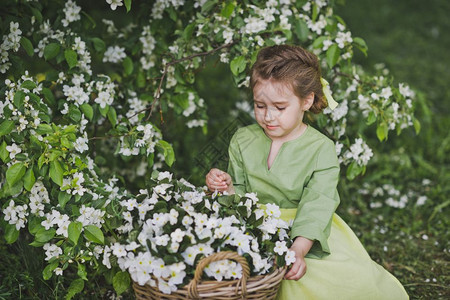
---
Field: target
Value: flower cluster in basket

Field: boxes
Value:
[110,171,295,294]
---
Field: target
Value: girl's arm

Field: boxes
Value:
[284,236,314,280]
[290,139,340,258]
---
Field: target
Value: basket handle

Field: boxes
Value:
[187,251,251,299]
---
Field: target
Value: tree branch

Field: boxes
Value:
[130,41,236,123]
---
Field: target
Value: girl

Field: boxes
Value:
[206,45,409,299]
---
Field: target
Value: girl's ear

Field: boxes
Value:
[302,92,314,111]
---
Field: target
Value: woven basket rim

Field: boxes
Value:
[133,260,287,299]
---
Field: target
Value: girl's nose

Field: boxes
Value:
[264,108,275,122]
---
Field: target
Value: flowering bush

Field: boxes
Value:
[109,171,294,294]
[0,0,421,298]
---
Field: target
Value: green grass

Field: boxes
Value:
[336,0,450,298]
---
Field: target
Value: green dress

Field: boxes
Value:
[227,123,409,300]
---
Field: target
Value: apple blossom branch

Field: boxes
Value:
[128,42,236,123]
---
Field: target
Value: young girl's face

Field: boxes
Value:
[253,79,312,143]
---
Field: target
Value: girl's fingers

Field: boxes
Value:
[208,185,228,192]
[206,169,230,191]
[206,173,222,183]
[285,262,306,281]
[285,261,300,279]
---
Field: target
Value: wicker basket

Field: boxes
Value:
[133,251,286,299]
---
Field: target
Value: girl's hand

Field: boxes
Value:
[284,254,307,281]
[205,168,233,193]
[284,236,314,281]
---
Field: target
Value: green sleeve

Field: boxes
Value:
[227,131,247,196]
[290,139,340,259]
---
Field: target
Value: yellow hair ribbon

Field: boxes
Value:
[320,77,339,110]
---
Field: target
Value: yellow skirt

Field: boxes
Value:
[275,209,409,300]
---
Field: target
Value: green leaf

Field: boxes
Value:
[137,71,145,88]
[122,56,133,76]
[312,36,327,49]
[68,222,82,245]
[153,201,168,213]
[294,19,309,42]
[66,278,84,300]
[28,216,44,235]
[201,0,218,14]
[58,191,72,209]
[64,49,78,69]
[124,0,132,12]
[353,37,368,50]
[1,178,23,198]
[113,271,130,295]
[5,223,19,244]
[0,120,15,137]
[81,11,96,28]
[44,43,61,61]
[69,105,82,122]
[60,136,71,148]
[13,90,25,109]
[413,118,421,134]
[167,7,177,21]
[230,56,246,76]
[312,3,319,21]
[6,162,26,187]
[80,103,94,121]
[221,1,235,18]
[183,23,196,41]
[91,38,105,53]
[42,88,56,107]
[84,225,104,244]
[172,93,189,110]
[24,167,36,191]
[77,262,88,281]
[326,44,340,68]
[0,141,8,162]
[237,205,247,217]
[107,106,117,127]
[217,194,234,207]
[346,161,364,180]
[50,160,64,186]
[99,104,109,117]
[353,39,368,56]
[38,153,46,169]
[37,124,53,134]
[157,140,175,167]
[20,37,34,57]
[43,261,59,280]
[376,122,389,141]
[30,7,43,23]
[15,153,27,161]
[366,111,376,125]
[34,227,56,244]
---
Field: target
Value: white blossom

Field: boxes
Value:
[274,241,288,255]
[43,243,63,261]
[103,46,126,63]
[5,143,21,159]
[74,134,89,153]
[106,0,123,10]
[62,0,81,27]
[285,250,296,265]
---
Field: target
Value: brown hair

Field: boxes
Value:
[250,45,327,114]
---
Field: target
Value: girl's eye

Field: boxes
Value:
[277,107,285,111]
[255,104,265,109]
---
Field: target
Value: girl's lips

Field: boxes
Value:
[266,125,278,130]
